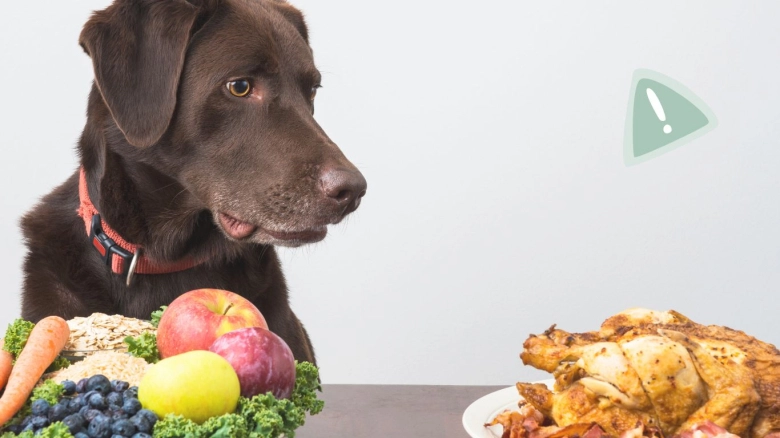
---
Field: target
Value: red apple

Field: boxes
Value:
[157,289,268,358]
[209,327,296,399]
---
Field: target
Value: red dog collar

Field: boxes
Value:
[77,167,200,284]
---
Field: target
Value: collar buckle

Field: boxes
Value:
[89,214,133,276]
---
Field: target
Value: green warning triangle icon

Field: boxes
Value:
[624,69,717,165]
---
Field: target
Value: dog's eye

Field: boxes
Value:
[310,85,321,101]
[227,80,252,97]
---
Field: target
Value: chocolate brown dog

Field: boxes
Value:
[19,0,366,363]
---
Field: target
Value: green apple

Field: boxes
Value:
[138,350,240,424]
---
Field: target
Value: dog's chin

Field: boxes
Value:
[215,211,327,247]
[255,226,328,247]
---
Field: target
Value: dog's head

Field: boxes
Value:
[79,0,366,247]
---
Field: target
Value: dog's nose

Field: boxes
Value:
[319,167,367,214]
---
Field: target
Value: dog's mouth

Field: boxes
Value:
[217,212,327,245]
[218,212,258,239]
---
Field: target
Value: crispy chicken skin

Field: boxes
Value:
[518,309,780,438]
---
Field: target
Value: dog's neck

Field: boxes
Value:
[78,86,246,265]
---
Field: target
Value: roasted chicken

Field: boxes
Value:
[516,309,780,438]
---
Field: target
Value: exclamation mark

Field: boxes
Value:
[646,88,672,134]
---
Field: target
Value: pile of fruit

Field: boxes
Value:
[0,289,323,438]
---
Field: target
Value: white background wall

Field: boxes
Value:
[1,1,779,386]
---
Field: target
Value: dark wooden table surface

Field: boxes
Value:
[296,384,505,438]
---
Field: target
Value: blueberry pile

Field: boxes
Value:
[7,375,157,437]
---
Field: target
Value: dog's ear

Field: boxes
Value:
[271,1,309,43]
[79,0,200,148]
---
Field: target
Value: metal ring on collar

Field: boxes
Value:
[126,249,141,287]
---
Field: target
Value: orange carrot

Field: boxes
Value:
[0,339,12,391]
[0,316,69,426]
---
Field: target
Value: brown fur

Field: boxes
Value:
[20,0,367,364]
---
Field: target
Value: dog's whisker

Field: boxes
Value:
[168,188,189,206]
[150,181,180,193]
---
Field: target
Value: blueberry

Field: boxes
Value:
[86,375,112,395]
[62,380,77,395]
[83,408,103,422]
[68,397,82,414]
[31,399,50,416]
[122,398,142,416]
[48,403,68,422]
[110,380,130,393]
[62,413,86,434]
[75,378,89,394]
[74,433,90,438]
[111,419,136,436]
[88,414,112,438]
[123,387,138,400]
[110,410,128,422]
[21,423,34,433]
[30,415,48,429]
[134,409,157,427]
[88,392,107,410]
[131,434,152,438]
[83,390,99,401]
[106,391,123,407]
[128,414,151,434]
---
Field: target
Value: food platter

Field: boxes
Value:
[0,295,323,437]
[462,379,554,438]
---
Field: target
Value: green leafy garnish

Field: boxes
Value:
[2,319,35,362]
[124,305,165,363]
[236,361,323,438]
[46,356,70,373]
[31,380,65,405]
[200,413,249,438]
[240,395,305,438]
[153,414,203,438]
[0,431,32,438]
[290,361,325,415]
[37,422,74,438]
[151,305,167,328]
[124,332,160,364]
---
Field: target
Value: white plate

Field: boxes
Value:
[462,380,554,438]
